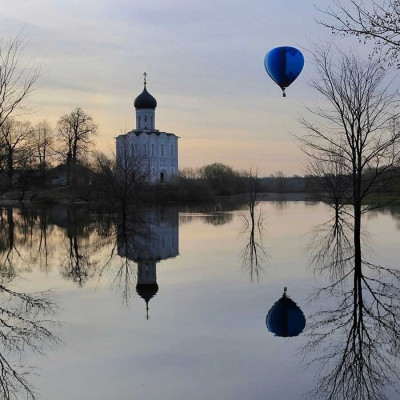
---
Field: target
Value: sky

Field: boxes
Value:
[0,0,384,176]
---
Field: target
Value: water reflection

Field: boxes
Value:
[115,209,179,317]
[55,208,98,286]
[305,213,400,399]
[179,212,233,226]
[239,203,267,282]
[0,284,58,400]
[0,207,59,399]
[307,215,355,281]
[266,287,306,337]
[1,203,400,398]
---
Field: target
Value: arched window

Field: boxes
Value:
[143,144,146,155]
[161,144,165,156]
[144,115,147,129]
[138,116,141,128]
[170,145,173,157]
[151,144,154,156]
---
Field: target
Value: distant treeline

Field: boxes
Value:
[2,156,400,206]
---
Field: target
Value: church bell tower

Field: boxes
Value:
[134,72,157,130]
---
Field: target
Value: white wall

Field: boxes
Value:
[116,131,178,184]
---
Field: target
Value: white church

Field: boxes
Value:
[116,73,179,184]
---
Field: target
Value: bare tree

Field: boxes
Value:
[298,47,400,291]
[318,0,400,67]
[306,151,352,217]
[56,108,97,185]
[33,120,54,179]
[0,34,40,130]
[0,119,34,190]
[93,146,152,215]
[298,50,400,397]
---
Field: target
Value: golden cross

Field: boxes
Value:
[143,72,147,86]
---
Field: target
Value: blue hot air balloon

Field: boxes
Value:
[264,46,304,97]
[266,287,306,337]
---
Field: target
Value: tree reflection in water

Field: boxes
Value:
[0,285,58,400]
[239,202,267,282]
[59,208,101,287]
[98,212,144,306]
[0,207,24,281]
[0,209,59,399]
[304,214,400,400]
[307,215,354,281]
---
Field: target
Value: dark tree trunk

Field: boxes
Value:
[7,149,13,189]
[66,152,72,186]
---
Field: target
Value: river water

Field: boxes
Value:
[1,201,399,400]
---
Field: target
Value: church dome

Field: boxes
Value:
[136,283,159,303]
[134,87,157,109]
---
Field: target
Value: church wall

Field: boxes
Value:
[117,131,178,184]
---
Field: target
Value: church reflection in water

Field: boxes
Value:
[117,208,179,319]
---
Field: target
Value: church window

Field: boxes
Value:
[143,144,146,155]
[150,116,153,128]
[138,116,141,128]
[144,115,147,129]
[151,144,154,155]
[161,144,165,156]
[171,145,173,157]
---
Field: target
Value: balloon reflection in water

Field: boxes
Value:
[266,287,306,337]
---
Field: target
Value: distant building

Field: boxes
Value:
[115,73,179,184]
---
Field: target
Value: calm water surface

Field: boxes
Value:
[1,201,400,399]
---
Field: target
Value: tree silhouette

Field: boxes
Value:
[304,214,400,399]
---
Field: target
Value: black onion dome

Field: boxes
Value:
[136,283,159,303]
[134,87,157,109]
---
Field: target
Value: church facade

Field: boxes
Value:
[116,75,179,184]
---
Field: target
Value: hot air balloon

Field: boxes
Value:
[266,287,306,337]
[264,46,304,97]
